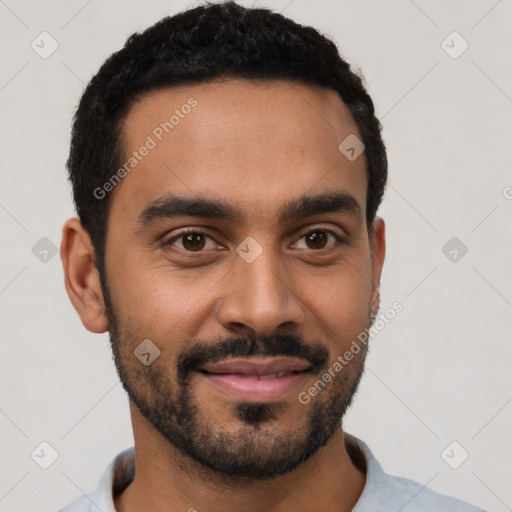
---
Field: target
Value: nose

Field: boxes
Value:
[217,246,304,338]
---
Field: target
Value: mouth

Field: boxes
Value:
[196,357,312,402]
[198,370,304,380]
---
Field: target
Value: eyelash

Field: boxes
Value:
[163,227,345,253]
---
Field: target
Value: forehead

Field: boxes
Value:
[111,79,367,226]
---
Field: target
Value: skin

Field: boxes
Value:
[61,78,386,512]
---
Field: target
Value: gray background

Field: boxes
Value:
[1,1,511,511]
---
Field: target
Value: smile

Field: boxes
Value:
[197,357,312,402]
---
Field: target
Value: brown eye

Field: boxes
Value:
[181,232,206,251]
[305,231,328,249]
[164,231,216,252]
[293,229,342,251]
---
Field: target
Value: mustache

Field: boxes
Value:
[176,334,329,383]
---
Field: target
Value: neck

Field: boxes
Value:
[115,406,366,512]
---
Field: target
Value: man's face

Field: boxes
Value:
[100,79,384,480]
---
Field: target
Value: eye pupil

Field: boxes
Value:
[183,233,205,251]
[306,231,327,249]
[174,230,334,253]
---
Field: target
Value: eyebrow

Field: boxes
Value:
[137,191,362,229]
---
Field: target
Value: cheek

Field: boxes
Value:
[310,262,373,343]
[106,251,219,341]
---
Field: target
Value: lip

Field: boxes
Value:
[200,356,311,376]
[197,357,312,403]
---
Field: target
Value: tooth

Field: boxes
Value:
[258,373,278,380]
[276,371,287,378]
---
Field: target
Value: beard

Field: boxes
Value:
[102,280,372,482]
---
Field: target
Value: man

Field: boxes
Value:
[58,1,485,511]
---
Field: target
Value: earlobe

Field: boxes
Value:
[370,217,386,320]
[370,284,380,322]
[60,218,108,333]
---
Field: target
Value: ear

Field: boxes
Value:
[369,217,386,321]
[60,218,108,333]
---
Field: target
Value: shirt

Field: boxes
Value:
[58,431,487,512]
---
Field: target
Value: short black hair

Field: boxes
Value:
[66,0,387,279]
